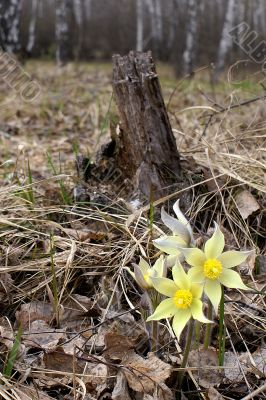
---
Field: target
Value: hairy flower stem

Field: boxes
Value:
[178,319,194,388]
[203,299,213,349]
[218,286,225,366]
[148,289,160,353]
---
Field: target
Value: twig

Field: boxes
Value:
[241,382,266,400]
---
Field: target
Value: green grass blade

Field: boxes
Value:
[4,324,22,378]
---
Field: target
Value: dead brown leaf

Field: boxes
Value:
[234,190,260,219]
[22,320,65,349]
[207,387,225,400]
[188,347,223,388]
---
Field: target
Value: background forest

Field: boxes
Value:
[1,0,266,76]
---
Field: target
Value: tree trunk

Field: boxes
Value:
[136,0,144,52]
[112,51,181,199]
[55,0,72,65]
[73,0,83,60]
[215,0,237,79]
[182,0,199,75]
[26,0,38,54]
[0,0,22,54]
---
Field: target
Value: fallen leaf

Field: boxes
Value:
[223,351,248,382]
[207,387,224,399]
[234,190,260,219]
[22,320,65,349]
[16,301,53,329]
[188,347,223,388]
[112,371,132,400]
[123,352,172,394]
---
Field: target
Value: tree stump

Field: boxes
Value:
[112,51,181,199]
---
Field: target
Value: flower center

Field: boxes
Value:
[203,259,222,280]
[143,272,153,287]
[173,289,193,309]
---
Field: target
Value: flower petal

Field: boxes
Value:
[134,264,150,288]
[190,282,204,299]
[182,248,206,268]
[172,309,191,340]
[153,236,186,255]
[150,277,178,297]
[191,299,212,323]
[188,266,205,283]
[218,250,252,269]
[219,268,249,290]
[151,255,167,278]
[204,279,222,313]
[138,257,150,275]
[172,261,190,289]
[204,222,225,259]
[146,298,177,321]
[173,199,194,242]
[161,207,191,244]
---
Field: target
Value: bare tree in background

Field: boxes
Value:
[145,0,163,56]
[55,0,72,65]
[26,0,38,54]
[182,0,199,75]
[136,0,144,51]
[73,0,83,60]
[215,0,237,79]
[0,0,22,53]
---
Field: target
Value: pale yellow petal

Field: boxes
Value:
[190,282,204,299]
[134,264,150,288]
[218,250,252,269]
[153,236,186,255]
[173,199,194,242]
[204,279,222,313]
[191,299,212,323]
[182,248,206,268]
[172,309,191,340]
[146,298,177,321]
[150,277,178,297]
[204,222,224,259]
[172,261,190,289]
[188,266,205,283]
[152,255,166,278]
[161,207,191,243]
[219,269,249,290]
[138,257,150,275]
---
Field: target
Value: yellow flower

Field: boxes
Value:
[126,255,167,290]
[147,262,211,339]
[180,223,252,312]
[153,200,194,264]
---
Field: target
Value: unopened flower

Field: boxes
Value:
[126,255,167,290]
[180,223,252,312]
[147,261,211,339]
[153,200,194,263]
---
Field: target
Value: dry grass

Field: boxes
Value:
[0,61,265,399]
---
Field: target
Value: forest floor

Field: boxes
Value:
[0,61,265,400]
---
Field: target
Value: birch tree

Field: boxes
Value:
[73,0,83,60]
[182,0,199,75]
[0,0,22,53]
[145,0,163,55]
[26,0,38,54]
[136,0,144,51]
[55,0,72,65]
[215,0,237,78]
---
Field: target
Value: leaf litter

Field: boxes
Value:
[0,62,265,399]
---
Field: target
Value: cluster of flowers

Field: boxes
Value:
[127,200,251,339]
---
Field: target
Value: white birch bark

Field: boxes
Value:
[136,0,144,51]
[26,0,38,53]
[215,0,237,75]
[55,0,71,65]
[182,0,198,75]
[84,0,92,20]
[0,0,22,53]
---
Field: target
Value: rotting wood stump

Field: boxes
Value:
[112,51,181,199]
[76,51,183,203]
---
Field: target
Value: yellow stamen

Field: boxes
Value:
[203,259,222,279]
[173,289,193,309]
